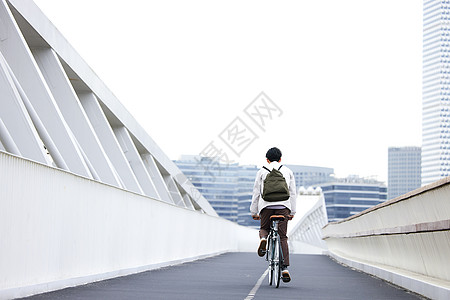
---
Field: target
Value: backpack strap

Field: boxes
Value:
[263,165,283,172]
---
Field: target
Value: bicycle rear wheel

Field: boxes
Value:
[274,237,281,288]
[267,237,273,286]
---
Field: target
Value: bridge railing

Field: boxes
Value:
[0,152,258,299]
[322,177,450,300]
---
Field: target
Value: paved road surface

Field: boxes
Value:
[23,253,425,300]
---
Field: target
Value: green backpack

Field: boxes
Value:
[262,165,290,202]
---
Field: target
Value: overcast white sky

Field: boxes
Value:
[33,0,423,183]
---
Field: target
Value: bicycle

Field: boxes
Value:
[266,215,286,288]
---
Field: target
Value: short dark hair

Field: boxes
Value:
[266,147,282,162]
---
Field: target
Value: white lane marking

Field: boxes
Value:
[245,268,269,300]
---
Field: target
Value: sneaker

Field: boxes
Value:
[281,268,291,283]
[257,238,267,257]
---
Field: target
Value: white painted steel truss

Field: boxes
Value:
[0,0,217,216]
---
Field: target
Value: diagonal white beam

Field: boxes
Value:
[0,0,91,177]
[32,47,122,187]
[0,119,21,155]
[164,176,186,208]
[181,192,195,210]
[0,52,49,163]
[113,126,159,199]
[141,153,175,204]
[78,92,144,194]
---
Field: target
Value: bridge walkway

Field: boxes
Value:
[22,253,424,300]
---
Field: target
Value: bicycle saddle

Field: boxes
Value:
[270,215,285,221]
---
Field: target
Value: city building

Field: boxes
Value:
[285,164,334,190]
[388,147,421,199]
[175,156,337,228]
[422,1,450,185]
[320,176,387,222]
[237,165,260,228]
[175,155,258,225]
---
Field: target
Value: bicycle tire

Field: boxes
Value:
[275,236,283,288]
[274,237,281,288]
[267,237,273,286]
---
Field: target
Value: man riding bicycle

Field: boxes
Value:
[250,147,297,283]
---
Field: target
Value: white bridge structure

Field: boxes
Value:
[288,187,328,255]
[0,1,258,298]
[1,1,450,299]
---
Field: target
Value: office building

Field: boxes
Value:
[422,1,450,185]
[285,164,334,190]
[176,156,341,227]
[320,176,387,222]
[175,155,258,225]
[237,165,260,228]
[388,147,421,199]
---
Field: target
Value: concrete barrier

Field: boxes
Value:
[323,177,450,299]
[0,152,258,299]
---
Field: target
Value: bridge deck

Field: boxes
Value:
[22,253,424,300]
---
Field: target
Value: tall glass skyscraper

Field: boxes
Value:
[422,0,450,185]
[388,147,421,199]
